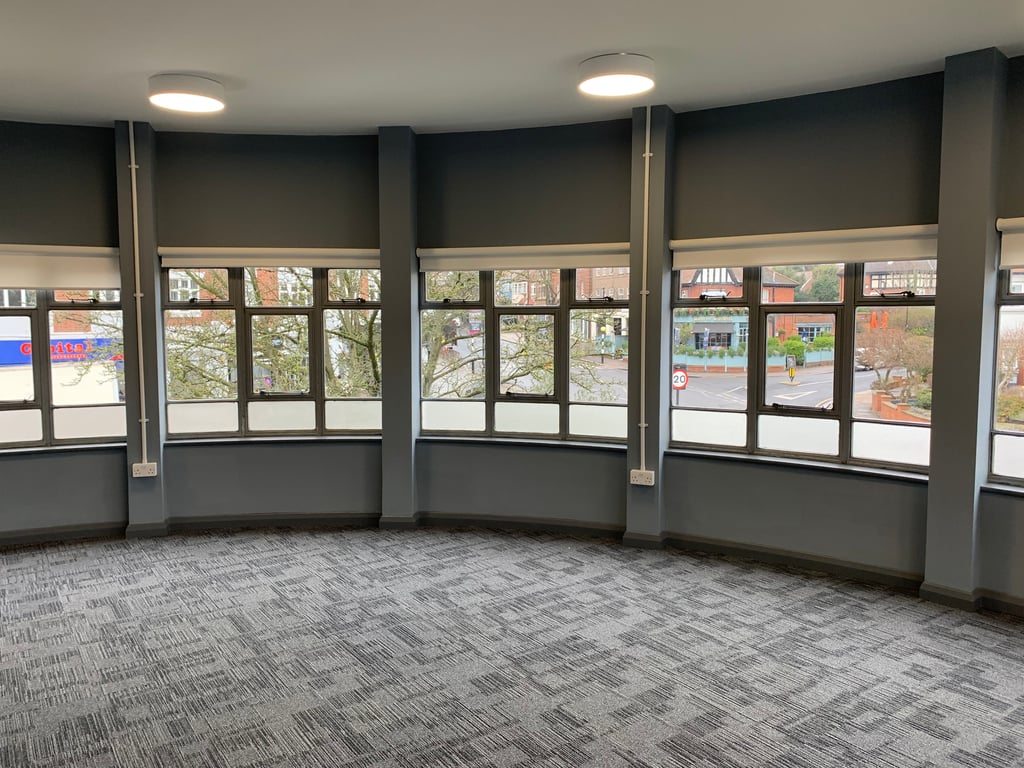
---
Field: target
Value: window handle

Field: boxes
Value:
[874,290,915,299]
[338,297,367,304]
[441,298,467,304]
[69,297,99,304]
[257,390,309,397]
[584,296,615,303]
[699,291,731,300]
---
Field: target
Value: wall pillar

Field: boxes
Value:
[378,127,421,527]
[923,49,1008,608]
[114,121,168,536]
[624,105,675,546]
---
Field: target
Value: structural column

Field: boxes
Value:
[624,105,675,546]
[923,49,1008,608]
[378,127,421,527]
[114,121,168,536]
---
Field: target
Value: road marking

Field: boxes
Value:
[773,392,815,401]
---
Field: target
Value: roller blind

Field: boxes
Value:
[159,246,380,269]
[417,242,630,271]
[997,218,1024,269]
[670,225,937,270]
[0,244,120,289]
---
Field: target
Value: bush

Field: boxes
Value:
[997,391,1024,423]
[811,333,835,351]
[766,337,784,356]
[784,337,807,365]
[915,387,932,410]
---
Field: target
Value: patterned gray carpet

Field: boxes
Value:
[2,527,1024,768]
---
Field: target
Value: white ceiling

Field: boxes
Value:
[2,0,1023,135]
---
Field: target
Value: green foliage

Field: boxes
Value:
[784,337,806,364]
[766,337,784,356]
[805,265,841,302]
[811,332,835,351]
[997,390,1024,424]
[916,387,932,410]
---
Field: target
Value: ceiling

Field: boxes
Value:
[2,0,1023,135]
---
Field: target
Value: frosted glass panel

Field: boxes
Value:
[167,402,238,434]
[851,421,930,466]
[247,401,315,431]
[53,405,126,440]
[0,409,42,443]
[758,415,838,456]
[672,409,746,447]
[421,401,485,431]
[569,404,626,439]
[326,400,382,430]
[494,402,559,434]
[993,434,1024,480]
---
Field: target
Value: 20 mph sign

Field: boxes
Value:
[671,369,688,390]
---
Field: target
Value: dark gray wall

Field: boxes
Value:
[1000,56,1024,216]
[0,449,127,537]
[155,132,379,247]
[417,442,627,530]
[979,490,1024,600]
[0,121,117,246]
[417,120,632,247]
[662,455,928,578]
[163,442,382,521]
[673,74,944,238]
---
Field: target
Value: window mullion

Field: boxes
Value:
[557,268,570,438]
[231,269,250,435]
[481,271,496,435]
[36,291,54,445]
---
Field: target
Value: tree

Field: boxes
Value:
[805,265,841,302]
[857,326,933,403]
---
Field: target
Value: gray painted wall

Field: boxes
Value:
[162,441,381,521]
[416,441,627,531]
[417,120,632,247]
[662,455,928,578]
[979,490,1024,600]
[673,74,944,238]
[0,121,118,246]
[0,449,127,536]
[155,132,380,247]
[1001,56,1024,216]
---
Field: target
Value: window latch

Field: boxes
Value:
[257,389,309,397]
[699,291,731,301]
[585,296,615,303]
[338,297,367,304]
[875,290,915,299]
[441,297,467,304]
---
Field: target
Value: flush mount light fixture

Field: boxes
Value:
[578,53,655,97]
[148,74,225,113]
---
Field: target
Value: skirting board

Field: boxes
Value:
[0,523,125,550]
[919,582,983,612]
[418,512,624,539]
[664,532,923,593]
[166,513,381,533]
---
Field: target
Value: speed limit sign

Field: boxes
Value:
[671,369,688,390]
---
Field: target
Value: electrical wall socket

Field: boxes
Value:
[629,469,655,486]
[132,462,158,478]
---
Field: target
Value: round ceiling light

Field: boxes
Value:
[578,53,655,97]
[148,74,225,113]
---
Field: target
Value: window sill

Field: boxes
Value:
[0,441,127,457]
[982,482,1024,498]
[164,434,382,447]
[417,434,627,452]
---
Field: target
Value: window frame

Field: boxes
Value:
[991,267,1024,485]
[161,266,382,438]
[419,267,629,441]
[0,289,124,448]
[670,263,936,470]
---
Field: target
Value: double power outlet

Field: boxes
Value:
[131,462,158,478]
[629,469,656,486]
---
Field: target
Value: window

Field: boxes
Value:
[670,260,936,467]
[0,288,125,446]
[420,267,628,440]
[993,267,1024,482]
[162,266,381,436]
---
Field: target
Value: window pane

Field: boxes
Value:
[569,309,628,404]
[761,264,843,303]
[324,309,382,398]
[499,314,554,395]
[1,289,36,308]
[997,306,1024,434]
[764,313,836,409]
[0,316,34,401]
[53,289,121,303]
[851,422,930,466]
[425,271,479,303]
[167,402,238,434]
[53,405,126,439]
[251,314,309,393]
[325,400,382,431]
[164,309,237,400]
[671,409,747,447]
[168,269,229,302]
[0,409,42,444]
[993,434,1024,479]
[247,401,315,431]
[671,308,748,411]
[420,309,485,399]
[863,260,937,297]
[495,270,559,307]
[421,401,486,431]
[758,414,839,455]
[329,269,381,302]
[244,267,313,307]
[855,307,934,424]
[1011,268,1024,295]
[677,267,743,300]
[568,404,627,439]
[576,267,630,300]
[48,310,124,406]
[494,401,559,434]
